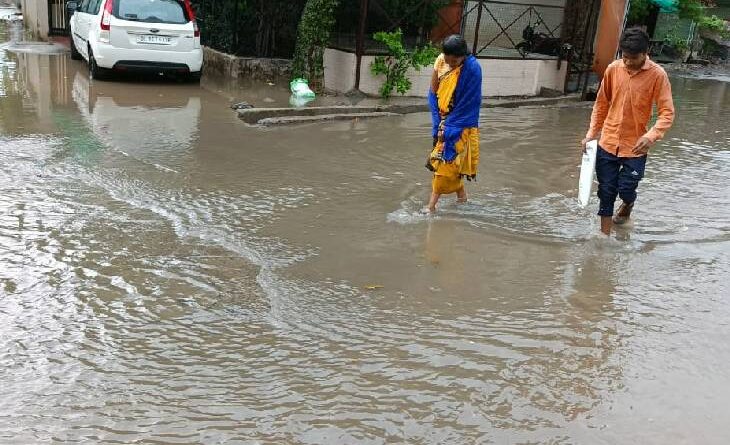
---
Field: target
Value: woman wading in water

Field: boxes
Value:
[425,35,482,213]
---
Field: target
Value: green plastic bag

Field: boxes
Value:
[290,78,315,99]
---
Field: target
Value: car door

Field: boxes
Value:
[74,0,92,59]
[69,0,84,57]
[84,0,103,48]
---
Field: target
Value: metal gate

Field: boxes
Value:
[48,0,70,35]
[461,0,565,59]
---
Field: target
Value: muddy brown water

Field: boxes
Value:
[1,28,729,444]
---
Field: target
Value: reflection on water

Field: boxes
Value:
[69,70,201,172]
[1,37,729,444]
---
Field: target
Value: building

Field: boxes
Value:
[324,0,630,98]
[19,0,68,40]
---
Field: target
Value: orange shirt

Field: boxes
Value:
[586,57,675,158]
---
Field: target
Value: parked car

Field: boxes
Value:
[66,0,202,81]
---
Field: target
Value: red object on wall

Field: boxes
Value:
[431,0,464,43]
[594,0,630,78]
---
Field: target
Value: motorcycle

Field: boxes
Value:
[516,23,562,57]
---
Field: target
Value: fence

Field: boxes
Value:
[188,0,599,93]
[561,0,601,96]
[462,0,566,59]
[48,0,70,35]
[328,0,452,55]
[462,1,605,95]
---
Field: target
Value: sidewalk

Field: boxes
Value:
[49,35,70,48]
[238,94,582,126]
[0,17,69,54]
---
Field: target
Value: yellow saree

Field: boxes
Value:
[428,66,480,195]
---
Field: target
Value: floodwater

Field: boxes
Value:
[1,27,729,445]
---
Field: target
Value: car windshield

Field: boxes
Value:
[115,0,187,24]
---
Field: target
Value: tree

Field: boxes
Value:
[370,29,439,98]
[291,0,340,89]
[628,0,655,24]
[628,0,723,32]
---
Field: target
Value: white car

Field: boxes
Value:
[67,0,203,81]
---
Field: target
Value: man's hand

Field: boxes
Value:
[632,137,652,156]
[580,137,591,154]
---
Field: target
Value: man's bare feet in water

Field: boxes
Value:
[613,201,634,225]
[600,216,613,236]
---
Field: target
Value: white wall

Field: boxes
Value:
[20,0,50,40]
[354,54,433,98]
[323,48,357,94]
[324,48,567,98]
[486,58,567,96]
[534,58,568,93]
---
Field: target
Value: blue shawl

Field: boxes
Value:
[429,55,482,162]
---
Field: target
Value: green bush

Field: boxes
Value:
[291,0,340,88]
[370,29,439,99]
[628,0,727,33]
[698,14,730,36]
[664,30,690,52]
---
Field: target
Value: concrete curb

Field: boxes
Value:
[484,94,582,109]
[238,106,393,125]
[0,41,69,54]
[258,112,402,126]
[237,94,580,126]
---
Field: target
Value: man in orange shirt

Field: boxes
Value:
[581,28,675,236]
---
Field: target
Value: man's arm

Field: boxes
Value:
[644,74,675,143]
[586,68,612,141]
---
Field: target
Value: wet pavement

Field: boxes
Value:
[1,23,729,445]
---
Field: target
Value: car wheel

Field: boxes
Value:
[88,50,110,81]
[70,37,82,61]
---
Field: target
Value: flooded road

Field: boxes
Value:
[1,28,729,444]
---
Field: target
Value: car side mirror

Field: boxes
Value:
[66,1,78,12]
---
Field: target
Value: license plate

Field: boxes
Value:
[137,34,172,45]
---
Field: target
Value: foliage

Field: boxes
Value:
[628,0,728,37]
[675,1,729,36]
[371,0,450,33]
[676,0,705,20]
[191,0,306,57]
[628,0,720,23]
[628,0,654,24]
[249,1,307,57]
[697,14,729,35]
[333,0,449,43]
[663,29,690,51]
[370,29,439,99]
[189,0,453,62]
[291,0,340,89]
